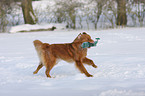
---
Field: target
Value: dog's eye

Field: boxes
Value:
[83,32,87,34]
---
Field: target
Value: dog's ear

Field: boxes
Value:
[73,33,82,42]
[78,33,82,39]
[78,33,82,36]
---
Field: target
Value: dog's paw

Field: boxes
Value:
[87,74,93,77]
[92,64,97,68]
[33,71,37,74]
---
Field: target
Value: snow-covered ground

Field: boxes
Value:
[0,28,145,96]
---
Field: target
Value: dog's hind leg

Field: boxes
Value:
[33,62,43,74]
[42,52,56,78]
[75,60,93,77]
[82,57,97,68]
[45,59,56,78]
[45,67,53,78]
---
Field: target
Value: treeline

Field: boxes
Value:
[0,0,145,32]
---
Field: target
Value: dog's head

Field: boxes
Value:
[73,32,94,43]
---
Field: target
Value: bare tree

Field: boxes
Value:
[116,0,127,26]
[21,0,37,24]
[55,0,82,29]
[90,0,104,29]
[0,0,14,32]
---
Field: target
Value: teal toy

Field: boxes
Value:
[81,38,100,48]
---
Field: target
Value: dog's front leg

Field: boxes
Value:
[82,57,97,68]
[33,62,43,74]
[75,60,93,77]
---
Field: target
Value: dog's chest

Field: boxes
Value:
[78,48,87,57]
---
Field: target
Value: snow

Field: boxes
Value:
[0,27,145,96]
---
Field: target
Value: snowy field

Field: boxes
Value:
[0,28,145,96]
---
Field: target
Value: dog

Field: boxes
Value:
[33,32,97,78]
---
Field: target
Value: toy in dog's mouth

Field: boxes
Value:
[81,38,100,48]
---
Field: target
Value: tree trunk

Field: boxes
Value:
[116,0,127,26]
[69,9,76,29]
[21,0,37,24]
[95,1,103,29]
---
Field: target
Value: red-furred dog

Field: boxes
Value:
[33,32,97,77]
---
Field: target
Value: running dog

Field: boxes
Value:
[33,32,97,78]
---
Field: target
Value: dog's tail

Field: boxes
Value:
[33,40,43,47]
[33,40,50,51]
[33,40,50,67]
[33,40,44,58]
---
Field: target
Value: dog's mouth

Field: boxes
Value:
[89,41,94,43]
[88,39,95,43]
